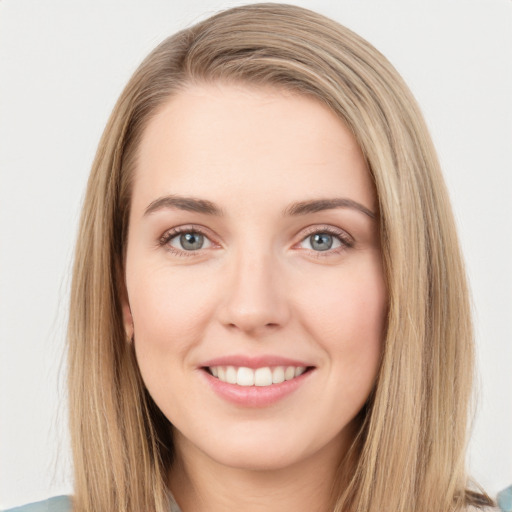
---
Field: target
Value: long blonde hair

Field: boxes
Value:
[68,4,491,511]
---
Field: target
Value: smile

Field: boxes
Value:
[207,365,308,387]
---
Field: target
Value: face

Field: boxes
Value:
[123,83,387,473]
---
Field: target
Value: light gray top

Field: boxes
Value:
[2,494,506,511]
[1,495,182,512]
[2,497,71,512]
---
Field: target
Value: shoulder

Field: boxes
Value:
[2,496,72,512]
[468,484,512,512]
[497,485,512,512]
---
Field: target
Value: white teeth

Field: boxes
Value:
[272,366,285,384]
[237,367,254,386]
[254,367,272,386]
[295,366,306,377]
[284,366,295,380]
[208,365,308,386]
[226,366,237,384]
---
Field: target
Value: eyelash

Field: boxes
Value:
[298,225,354,258]
[158,225,213,258]
[158,224,354,258]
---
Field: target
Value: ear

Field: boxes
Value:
[122,294,134,342]
[117,265,134,342]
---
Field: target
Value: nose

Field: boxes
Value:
[217,250,291,336]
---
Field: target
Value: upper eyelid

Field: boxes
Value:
[297,224,353,243]
[160,224,217,244]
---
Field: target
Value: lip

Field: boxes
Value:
[198,355,315,408]
[200,355,312,369]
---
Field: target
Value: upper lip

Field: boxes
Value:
[200,355,314,369]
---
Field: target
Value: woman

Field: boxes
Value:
[5,3,502,512]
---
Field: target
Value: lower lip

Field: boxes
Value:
[200,369,313,408]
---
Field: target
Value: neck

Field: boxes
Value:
[168,428,355,512]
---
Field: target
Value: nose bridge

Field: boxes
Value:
[218,242,289,334]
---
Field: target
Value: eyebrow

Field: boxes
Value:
[144,195,224,216]
[283,198,376,219]
[144,195,376,219]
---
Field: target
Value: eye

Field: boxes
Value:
[304,233,339,251]
[297,227,353,254]
[160,227,213,254]
[171,232,209,251]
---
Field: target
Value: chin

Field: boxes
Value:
[194,422,340,473]
[207,443,308,472]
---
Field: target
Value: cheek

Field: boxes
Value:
[296,256,387,375]
[126,267,218,416]
[127,265,217,364]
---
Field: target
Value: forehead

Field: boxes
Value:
[132,83,375,214]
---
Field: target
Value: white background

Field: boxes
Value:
[0,0,511,508]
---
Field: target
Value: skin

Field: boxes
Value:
[122,83,387,512]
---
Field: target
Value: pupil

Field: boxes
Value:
[311,233,332,251]
[180,232,204,250]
